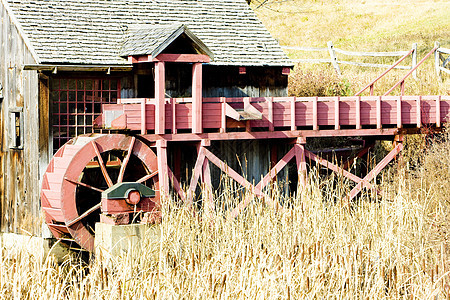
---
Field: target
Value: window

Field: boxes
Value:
[50,78,120,152]
[10,107,23,149]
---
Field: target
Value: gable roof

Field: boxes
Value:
[4,0,292,67]
[121,24,213,59]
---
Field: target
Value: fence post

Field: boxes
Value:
[327,41,341,75]
[435,41,441,80]
[411,43,417,80]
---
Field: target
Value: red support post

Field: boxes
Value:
[313,97,318,130]
[397,96,402,128]
[220,97,226,133]
[155,62,166,135]
[294,142,307,188]
[268,97,274,131]
[436,96,441,127]
[141,98,146,134]
[356,96,361,130]
[416,96,421,128]
[156,140,169,198]
[192,63,203,134]
[171,98,177,134]
[291,97,296,131]
[335,96,340,130]
[376,96,382,129]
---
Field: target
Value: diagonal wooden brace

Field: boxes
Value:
[304,149,376,190]
[255,146,296,191]
[167,167,186,202]
[186,147,207,208]
[348,142,403,200]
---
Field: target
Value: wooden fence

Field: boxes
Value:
[435,41,450,80]
[282,41,450,78]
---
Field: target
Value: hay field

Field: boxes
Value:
[1,133,450,299]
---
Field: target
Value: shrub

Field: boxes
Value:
[288,65,353,97]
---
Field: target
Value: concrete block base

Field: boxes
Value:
[0,233,70,263]
[94,223,160,261]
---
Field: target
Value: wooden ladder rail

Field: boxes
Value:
[355,48,414,96]
[384,46,439,96]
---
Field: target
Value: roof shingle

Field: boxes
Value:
[5,0,292,66]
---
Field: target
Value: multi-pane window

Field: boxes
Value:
[50,78,120,151]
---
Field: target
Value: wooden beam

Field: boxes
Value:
[348,142,403,200]
[192,63,203,134]
[255,146,296,191]
[156,140,169,198]
[187,148,207,207]
[153,54,210,63]
[142,128,400,142]
[294,143,307,187]
[155,62,165,135]
[304,149,375,189]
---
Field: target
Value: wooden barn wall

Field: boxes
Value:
[0,3,40,234]
[127,64,288,98]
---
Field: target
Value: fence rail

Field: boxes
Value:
[281,41,450,79]
[435,41,450,79]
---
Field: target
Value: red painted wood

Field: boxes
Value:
[103,95,450,137]
[155,62,165,134]
[153,54,210,63]
[349,142,403,200]
[256,146,296,191]
[156,140,169,197]
[192,63,203,134]
[290,97,296,130]
[294,143,307,187]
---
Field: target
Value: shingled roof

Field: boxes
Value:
[4,0,292,67]
[120,24,213,58]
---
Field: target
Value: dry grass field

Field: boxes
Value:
[1,1,450,299]
[1,134,450,299]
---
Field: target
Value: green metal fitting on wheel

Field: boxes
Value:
[102,182,155,200]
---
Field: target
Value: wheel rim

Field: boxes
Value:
[41,134,159,252]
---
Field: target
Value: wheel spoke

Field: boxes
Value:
[66,203,101,227]
[117,137,136,183]
[64,177,105,193]
[90,141,113,187]
[137,170,158,183]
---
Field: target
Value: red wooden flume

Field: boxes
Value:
[41,52,450,252]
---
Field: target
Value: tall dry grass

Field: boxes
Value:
[1,132,450,299]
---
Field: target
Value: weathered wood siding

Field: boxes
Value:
[0,2,41,234]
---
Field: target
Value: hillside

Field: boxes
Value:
[253,0,450,96]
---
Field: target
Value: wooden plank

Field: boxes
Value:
[192,63,202,134]
[290,97,296,130]
[154,62,165,135]
[335,97,340,130]
[268,97,274,131]
[153,54,210,63]
[313,97,318,130]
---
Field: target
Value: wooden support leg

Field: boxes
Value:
[156,140,169,199]
[348,141,404,200]
[341,142,375,170]
[198,141,214,215]
[187,147,207,209]
[304,149,377,191]
[294,143,307,188]
[167,167,186,202]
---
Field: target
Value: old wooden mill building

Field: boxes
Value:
[0,0,292,235]
[1,0,449,248]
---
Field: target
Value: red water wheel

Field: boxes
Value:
[41,134,160,252]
